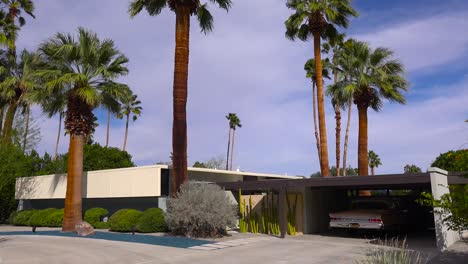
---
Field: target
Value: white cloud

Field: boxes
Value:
[356,12,468,72]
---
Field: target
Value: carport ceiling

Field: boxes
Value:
[218,172,468,191]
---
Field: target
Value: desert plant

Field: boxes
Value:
[165,181,237,238]
[84,207,109,228]
[248,196,259,234]
[136,208,167,233]
[238,189,248,233]
[108,209,142,232]
[355,238,427,264]
[286,193,298,236]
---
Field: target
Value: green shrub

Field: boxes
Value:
[7,211,19,224]
[431,149,468,172]
[12,210,37,226]
[95,222,110,229]
[136,208,167,233]
[28,208,59,227]
[44,209,64,227]
[109,209,142,232]
[84,207,109,228]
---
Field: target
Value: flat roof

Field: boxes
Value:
[217,172,468,191]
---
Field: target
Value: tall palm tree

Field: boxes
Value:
[37,28,129,232]
[368,150,381,176]
[305,58,331,171]
[333,39,408,178]
[285,0,358,177]
[323,33,345,176]
[225,113,234,170]
[102,84,124,148]
[129,0,232,194]
[118,90,142,152]
[0,0,35,61]
[0,49,42,145]
[226,113,241,170]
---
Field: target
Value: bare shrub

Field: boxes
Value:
[165,181,237,238]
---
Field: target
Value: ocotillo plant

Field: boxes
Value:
[238,189,248,233]
[248,196,259,233]
[286,193,298,236]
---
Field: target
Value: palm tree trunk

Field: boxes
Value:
[62,133,84,232]
[313,31,330,177]
[342,98,352,176]
[171,6,190,195]
[0,106,4,133]
[371,166,375,176]
[53,112,63,160]
[226,127,231,170]
[22,105,30,152]
[312,81,321,170]
[357,104,371,196]
[335,107,341,176]
[230,129,236,171]
[123,113,129,151]
[106,110,110,147]
[1,102,18,145]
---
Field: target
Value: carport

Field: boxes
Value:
[217,168,468,251]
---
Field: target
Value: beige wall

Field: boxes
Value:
[16,166,161,200]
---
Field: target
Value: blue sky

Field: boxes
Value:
[17,0,468,176]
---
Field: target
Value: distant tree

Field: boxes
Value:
[118,90,142,151]
[310,166,357,177]
[192,161,207,168]
[404,164,422,174]
[13,111,41,153]
[225,113,241,170]
[368,150,382,176]
[205,155,225,170]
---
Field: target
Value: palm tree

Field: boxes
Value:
[118,90,142,151]
[333,39,408,178]
[304,58,331,171]
[102,84,125,148]
[37,28,129,232]
[368,150,381,175]
[285,0,358,177]
[225,113,233,170]
[129,0,232,194]
[227,113,241,170]
[0,0,35,61]
[0,49,43,145]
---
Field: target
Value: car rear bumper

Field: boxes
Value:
[329,222,384,230]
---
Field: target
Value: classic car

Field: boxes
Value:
[329,198,408,230]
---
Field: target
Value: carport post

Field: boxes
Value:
[278,187,287,238]
[428,167,460,251]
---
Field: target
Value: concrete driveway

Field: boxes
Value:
[0,233,370,264]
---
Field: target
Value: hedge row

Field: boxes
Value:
[9,207,167,233]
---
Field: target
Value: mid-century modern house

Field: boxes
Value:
[14,165,467,251]
[14,165,302,213]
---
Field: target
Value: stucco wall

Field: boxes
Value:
[15,166,161,199]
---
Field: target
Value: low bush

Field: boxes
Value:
[44,209,64,227]
[165,181,237,238]
[28,208,59,227]
[355,238,428,264]
[95,222,110,229]
[12,210,37,226]
[7,211,19,224]
[136,208,167,233]
[84,207,109,228]
[109,209,142,232]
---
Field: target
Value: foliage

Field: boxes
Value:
[136,208,167,233]
[418,149,468,232]
[404,164,422,174]
[28,208,59,227]
[355,238,427,264]
[11,209,36,226]
[193,155,225,169]
[193,161,207,168]
[311,166,357,177]
[238,189,248,233]
[95,222,110,230]
[166,181,237,238]
[431,149,468,172]
[12,111,42,153]
[44,208,64,227]
[108,209,143,232]
[84,207,109,228]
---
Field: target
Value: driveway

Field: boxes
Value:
[0,233,368,264]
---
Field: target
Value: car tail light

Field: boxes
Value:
[368,218,382,223]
